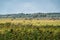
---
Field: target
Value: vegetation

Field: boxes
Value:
[0,19,60,40]
[0,13,60,20]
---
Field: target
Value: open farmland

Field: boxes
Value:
[0,18,60,40]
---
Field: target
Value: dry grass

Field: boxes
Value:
[0,18,60,26]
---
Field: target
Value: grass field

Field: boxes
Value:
[0,18,60,40]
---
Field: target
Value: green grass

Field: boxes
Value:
[0,19,60,40]
[0,22,60,40]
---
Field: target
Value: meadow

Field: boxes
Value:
[0,18,60,40]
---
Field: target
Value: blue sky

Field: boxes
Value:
[0,0,60,14]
